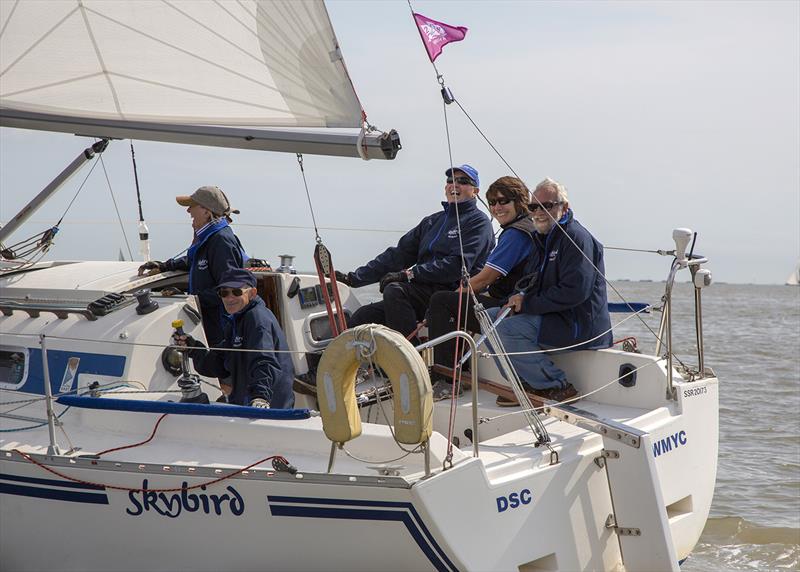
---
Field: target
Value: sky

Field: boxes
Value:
[1,0,798,285]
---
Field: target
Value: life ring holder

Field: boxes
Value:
[316,324,433,473]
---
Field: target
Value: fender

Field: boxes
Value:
[316,324,433,445]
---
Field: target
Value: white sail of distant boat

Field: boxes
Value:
[0,0,399,159]
[787,261,800,285]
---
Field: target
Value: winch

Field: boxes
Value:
[171,319,209,404]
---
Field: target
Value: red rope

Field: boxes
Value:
[12,448,288,493]
[11,412,290,493]
[95,413,168,457]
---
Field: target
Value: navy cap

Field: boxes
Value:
[445,164,479,187]
[217,268,257,289]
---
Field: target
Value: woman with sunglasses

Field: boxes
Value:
[138,185,247,347]
[427,176,535,398]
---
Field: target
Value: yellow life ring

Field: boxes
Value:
[316,324,433,445]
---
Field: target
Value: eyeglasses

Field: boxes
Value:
[218,287,245,298]
[487,197,512,207]
[447,176,474,186]
[529,201,562,212]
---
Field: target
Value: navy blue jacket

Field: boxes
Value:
[520,210,612,350]
[349,199,495,289]
[189,296,295,409]
[165,225,246,344]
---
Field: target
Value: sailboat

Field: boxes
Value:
[786,261,800,286]
[1,2,719,571]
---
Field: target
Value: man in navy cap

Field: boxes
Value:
[177,268,295,409]
[337,164,494,344]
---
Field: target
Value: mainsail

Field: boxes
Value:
[0,0,399,159]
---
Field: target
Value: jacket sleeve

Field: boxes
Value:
[522,232,596,315]
[244,324,284,404]
[188,342,229,379]
[164,256,189,272]
[413,215,494,284]
[349,218,428,287]
[196,232,245,308]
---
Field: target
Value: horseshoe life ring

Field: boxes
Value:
[316,324,433,445]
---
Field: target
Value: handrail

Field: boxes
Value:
[415,331,479,457]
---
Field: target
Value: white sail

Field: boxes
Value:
[787,262,800,286]
[0,0,399,159]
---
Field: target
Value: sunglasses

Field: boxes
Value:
[529,201,562,212]
[487,197,512,207]
[447,176,475,186]
[218,287,245,298]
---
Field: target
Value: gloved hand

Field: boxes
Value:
[250,398,270,408]
[379,271,408,293]
[138,260,167,276]
[334,270,354,287]
[172,333,199,352]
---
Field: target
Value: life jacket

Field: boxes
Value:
[487,214,536,300]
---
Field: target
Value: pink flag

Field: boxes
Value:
[413,13,468,62]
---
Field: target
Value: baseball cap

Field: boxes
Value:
[217,268,257,289]
[176,186,236,217]
[445,164,479,187]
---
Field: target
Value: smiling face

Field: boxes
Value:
[187,203,213,231]
[219,286,255,315]
[487,193,522,225]
[531,185,568,234]
[444,170,478,203]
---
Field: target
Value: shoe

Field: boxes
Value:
[431,379,464,401]
[528,382,579,403]
[495,394,519,407]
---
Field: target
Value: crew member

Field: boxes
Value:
[177,268,295,409]
[337,164,494,344]
[138,185,247,346]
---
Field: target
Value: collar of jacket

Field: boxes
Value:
[439,198,479,214]
[536,208,573,238]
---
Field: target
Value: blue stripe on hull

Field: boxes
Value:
[0,472,109,504]
[268,496,458,572]
[0,482,108,504]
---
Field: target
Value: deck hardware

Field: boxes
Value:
[605,514,641,536]
[544,404,644,449]
[594,449,620,468]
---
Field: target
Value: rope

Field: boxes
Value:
[12,447,290,494]
[95,413,168,456]
[297,153,321,242]
[98,154,134,260]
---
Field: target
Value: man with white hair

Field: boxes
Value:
[488,178,612,406]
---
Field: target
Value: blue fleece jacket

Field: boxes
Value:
[189,295,295,409]
[165,223,246,344]
[348,199,495,289]
[520,210,612,350]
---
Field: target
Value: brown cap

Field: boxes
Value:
[176,186,238,217]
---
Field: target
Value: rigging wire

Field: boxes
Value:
[98,154,134,260]
[296,153,321,242]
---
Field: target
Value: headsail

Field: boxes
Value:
[0,0,399,159]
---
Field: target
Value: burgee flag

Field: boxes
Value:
[413,13,468,62]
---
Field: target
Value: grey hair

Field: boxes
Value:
[534,178,569,203]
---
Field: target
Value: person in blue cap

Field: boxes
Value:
[336,164,494,344]
[175,268,295,409]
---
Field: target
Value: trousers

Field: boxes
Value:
[484,306,567,390]
[427,290,503,369]
[350,282,444,344]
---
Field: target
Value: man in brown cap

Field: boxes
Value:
[138,186,247,346]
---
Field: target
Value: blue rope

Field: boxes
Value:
[0,406,71,432]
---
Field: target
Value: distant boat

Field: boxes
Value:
[787,261,800,286]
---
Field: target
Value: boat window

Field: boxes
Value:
[309,311,352,344]
[0,347,29,390]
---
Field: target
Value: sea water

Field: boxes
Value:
[358,280,800,570]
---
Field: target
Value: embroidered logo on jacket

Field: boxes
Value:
[548,249,558,261]
[196,258,208,270]
[447,229,460,239]
[232,336,243,348]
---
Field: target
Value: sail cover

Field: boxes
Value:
[0,1,399,159]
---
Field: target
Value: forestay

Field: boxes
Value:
[0,0,399,159]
